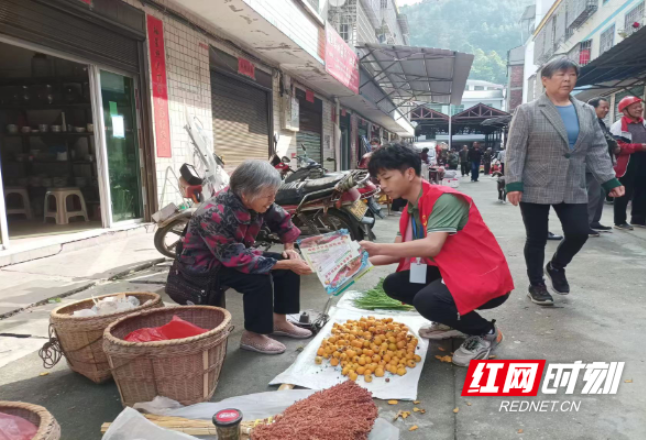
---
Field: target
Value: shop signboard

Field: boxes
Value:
[147,15,172,158]
[324,24,359,95]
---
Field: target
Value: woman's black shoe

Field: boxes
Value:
[527,284,554,305]
[545,262,570,295]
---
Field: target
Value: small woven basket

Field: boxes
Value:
[0,401,61,440]
[48,292,163,383]
[103,306,232,407]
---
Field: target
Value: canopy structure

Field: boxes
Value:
[357,44,474,114]
[576,26,646,91]
[411,103,510,149]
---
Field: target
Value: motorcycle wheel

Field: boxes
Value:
[312,209,364,241]
[154,217,189,258]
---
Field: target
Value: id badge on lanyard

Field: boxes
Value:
[409,219,427,284]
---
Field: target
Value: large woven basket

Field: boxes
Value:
[103,306,233,407]
[49,292,163,384]
[0,401,61,440]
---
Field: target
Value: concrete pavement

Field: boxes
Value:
[0,228,165,318]
[0,176,645,439]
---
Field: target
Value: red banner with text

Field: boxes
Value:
[147,15,172,158]
[324,24,359,95]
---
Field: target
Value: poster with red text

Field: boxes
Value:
[324,24,360,95]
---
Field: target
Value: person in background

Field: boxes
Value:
[483,148,493,175]
[497,146,506,176]
[586,97,621,236]
[370,138,381,151]
[460,145,470,177]
[360,144,514,366]
[469,142,483,182]
[506,56,624,307]
[610,96,646,231]
[448,149,459,170]
[177,161,313,354]
[420,147,432,165]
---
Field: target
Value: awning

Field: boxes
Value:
[576,26,646,89]
[357,44,474,110]
[339,67,415,136]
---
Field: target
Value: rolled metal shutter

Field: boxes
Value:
[0,0,143,73]
[211,72,270,171]
[297,107,323,165]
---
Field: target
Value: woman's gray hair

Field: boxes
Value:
[541,56,580,79]
[229,160,282,200]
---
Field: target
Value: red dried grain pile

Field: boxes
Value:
[251,381,378,440]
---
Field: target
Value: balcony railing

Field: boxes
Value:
[566,0,598,29]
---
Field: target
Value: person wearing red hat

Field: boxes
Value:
[609,96,646,230]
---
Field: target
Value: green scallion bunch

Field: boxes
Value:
[352,278,414,311]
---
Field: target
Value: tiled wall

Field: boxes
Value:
[121,0,275,208]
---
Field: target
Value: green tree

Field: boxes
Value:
[401,0,533,84]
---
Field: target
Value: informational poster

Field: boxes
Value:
[324,23,360,95]
[299,230,372,296]
[146,15,172,158]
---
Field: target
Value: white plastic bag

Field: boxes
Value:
[102,407,199,440]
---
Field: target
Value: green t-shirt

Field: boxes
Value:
[399,192,470,238]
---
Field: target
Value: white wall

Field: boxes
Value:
[561,0,645,61]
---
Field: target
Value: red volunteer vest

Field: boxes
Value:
[397,181,514,315]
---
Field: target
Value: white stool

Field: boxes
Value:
[4,187,32,219]
[44,187,89,225]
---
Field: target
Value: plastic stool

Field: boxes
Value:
[44,187,89,225]
[4,187,32,219]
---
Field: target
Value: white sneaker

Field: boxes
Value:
[419,322,467,340]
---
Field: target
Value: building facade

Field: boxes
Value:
[0,0,416,252]
[524,0,646,120]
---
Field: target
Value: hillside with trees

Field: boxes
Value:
[401,0,534,84]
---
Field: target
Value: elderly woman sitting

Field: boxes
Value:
[177,160,313,354]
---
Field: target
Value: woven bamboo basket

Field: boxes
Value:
[0,401,61,440]
[49,292,163,384]
[103,306,233,407]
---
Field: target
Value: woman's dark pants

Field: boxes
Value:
[383,267,509,335]
[216,253,300,334]
[520,202,589,286]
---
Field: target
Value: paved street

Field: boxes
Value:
[1,176,645,439]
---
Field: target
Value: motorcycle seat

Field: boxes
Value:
[301,175,344,191]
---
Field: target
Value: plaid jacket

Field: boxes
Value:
[178,188,300,275]
[506,94,620,204]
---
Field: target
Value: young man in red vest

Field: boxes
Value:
[360,144,514,366]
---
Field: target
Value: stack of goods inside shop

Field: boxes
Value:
[0,41,101,241]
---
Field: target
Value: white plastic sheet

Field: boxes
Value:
[270,308,430,400]
[132,392,399,440]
